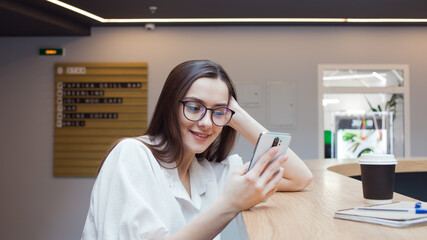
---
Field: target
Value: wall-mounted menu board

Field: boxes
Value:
[54,63,148,177]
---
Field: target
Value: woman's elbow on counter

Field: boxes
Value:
[295,171,313,191]
[278,171,313,192]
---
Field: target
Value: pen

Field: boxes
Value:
[356,207,427,214]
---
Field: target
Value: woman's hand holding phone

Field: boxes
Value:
[221,147,287,212]
[248,132,291,171]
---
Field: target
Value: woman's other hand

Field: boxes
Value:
[226,97,267,146]
[226,97,242,130]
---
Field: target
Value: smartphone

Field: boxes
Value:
[247,132,291,171]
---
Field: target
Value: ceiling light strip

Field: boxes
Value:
[46,0,427,24]
[347,18,427,23]
[47,0,105,22]
[105,18,347,23]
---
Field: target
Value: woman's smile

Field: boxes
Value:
[190,130,211,141]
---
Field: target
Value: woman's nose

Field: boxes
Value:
[197,110,214,128]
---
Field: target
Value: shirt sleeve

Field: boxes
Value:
[82,138,169,240]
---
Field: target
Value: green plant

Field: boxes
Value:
[366,94,403,120]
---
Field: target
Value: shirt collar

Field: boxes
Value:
[162,157,215,208]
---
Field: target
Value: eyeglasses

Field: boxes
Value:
[179,100,235,127]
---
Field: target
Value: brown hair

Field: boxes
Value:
[98,60,238,173]
[144,60,237,168]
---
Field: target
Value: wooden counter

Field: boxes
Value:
[241,158,427,239]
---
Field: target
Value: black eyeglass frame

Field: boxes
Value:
[179,100,235,127]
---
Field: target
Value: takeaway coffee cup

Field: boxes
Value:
[358,154,398,204]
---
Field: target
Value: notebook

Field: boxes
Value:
[334,201,427,228]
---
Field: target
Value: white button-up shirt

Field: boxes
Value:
[82,137,243,240]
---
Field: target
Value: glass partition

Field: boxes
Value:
[319,65,409,159]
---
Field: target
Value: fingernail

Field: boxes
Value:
[270,146,278,152]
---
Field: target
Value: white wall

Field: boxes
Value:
[1,26,427,240]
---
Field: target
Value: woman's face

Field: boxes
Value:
[178,77,230,157]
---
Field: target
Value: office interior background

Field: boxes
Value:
[1,1,427,239]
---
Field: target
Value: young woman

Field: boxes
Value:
[82,60,312,240]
